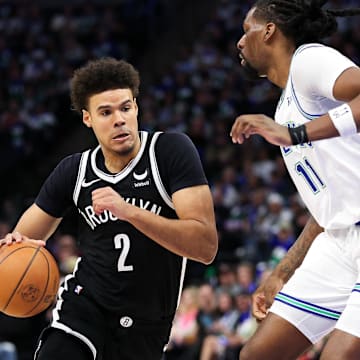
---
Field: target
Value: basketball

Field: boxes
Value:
[0,242,60,318]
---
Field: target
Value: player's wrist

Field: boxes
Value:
[328,103,357,137]
[120,202,138,222]
[288,124,309,145]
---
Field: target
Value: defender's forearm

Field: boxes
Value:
[272,215,323,283]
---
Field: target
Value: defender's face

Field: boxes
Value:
[83,88,140,159]
[237,7,267,79]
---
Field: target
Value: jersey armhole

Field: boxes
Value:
[149,132,174,209]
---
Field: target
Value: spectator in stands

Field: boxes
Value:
[192,284,220,358]
[166,286,200,360]
[199,290,238,360]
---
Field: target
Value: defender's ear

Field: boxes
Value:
[264,22,276,41]
[82,109,92,128]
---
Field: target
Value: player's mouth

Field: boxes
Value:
[239,52,246,66]
[112,132,130,142]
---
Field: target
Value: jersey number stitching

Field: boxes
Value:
[295,157,326,194]
[114,234,134,272]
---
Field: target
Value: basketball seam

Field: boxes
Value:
[3,246,42,313]
[0,245,37,265]
[24,249,51,316]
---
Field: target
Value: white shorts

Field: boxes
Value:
[270,225,360,344]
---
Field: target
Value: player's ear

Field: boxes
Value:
[264,22,275,41]
[82,109,92,128]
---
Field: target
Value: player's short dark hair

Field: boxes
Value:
[70,57,140,113]
[252,0,360,47]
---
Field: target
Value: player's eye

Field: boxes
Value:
[100,109,111,116]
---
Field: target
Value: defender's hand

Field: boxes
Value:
[252,274,284,321]
[230,114,292,147]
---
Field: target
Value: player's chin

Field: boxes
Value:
[113,142,135,156]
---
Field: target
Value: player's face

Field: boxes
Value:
[237,7,268,80]
[83,88,140,160]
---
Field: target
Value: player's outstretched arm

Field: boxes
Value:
[1,204,62,247]
[252,215,323,321]
[92,185,218,264]
[230,67,360,147]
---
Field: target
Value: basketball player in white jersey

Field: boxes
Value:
[230,1,360,359]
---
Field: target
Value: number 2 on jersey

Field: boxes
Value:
[114,234,133,272]
[295,157,325,193]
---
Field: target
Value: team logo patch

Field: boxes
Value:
[120,316,133,328]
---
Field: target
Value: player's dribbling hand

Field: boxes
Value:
[0,232,46,247]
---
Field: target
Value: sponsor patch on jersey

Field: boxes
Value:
[132,169,150,188]
[120,316,133,328]
[133,169,148,181]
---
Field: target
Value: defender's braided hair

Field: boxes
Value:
[253,0,360,47]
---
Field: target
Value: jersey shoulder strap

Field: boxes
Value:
[149,132,174,210]
[73,149,91,206]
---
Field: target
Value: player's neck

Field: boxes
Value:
[267,54,293,88]
[102,143,141,174]
[267,39,295,88]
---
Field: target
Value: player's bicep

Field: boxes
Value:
[14,204,62,241]
[172,185,216,225]
[333,66,360,102]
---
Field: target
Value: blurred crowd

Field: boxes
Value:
[0,0,359,359]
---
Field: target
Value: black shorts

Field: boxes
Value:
[35,279,172,360]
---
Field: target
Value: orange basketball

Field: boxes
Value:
[0,242,60,318]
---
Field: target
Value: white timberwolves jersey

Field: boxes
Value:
[275,44,360,229]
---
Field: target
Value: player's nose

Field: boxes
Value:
[237,35,245,50]
[113,110,126,126]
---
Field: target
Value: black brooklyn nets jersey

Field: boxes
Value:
[36,131,207,321]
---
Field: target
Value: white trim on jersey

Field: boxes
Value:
[49,258,98,359]
[73,150,91,206]
[50,322,97,360]
[90,131,149,184]
[149,132,174,209]
[176,257,188,308]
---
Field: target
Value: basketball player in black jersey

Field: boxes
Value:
[0,58,218,360]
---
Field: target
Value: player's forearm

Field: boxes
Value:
[124,205,218,264]
[271,215,323,283]
[293,94,360,144]
[13,204,61,241]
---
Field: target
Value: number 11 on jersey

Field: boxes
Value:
[295,157,326,194]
